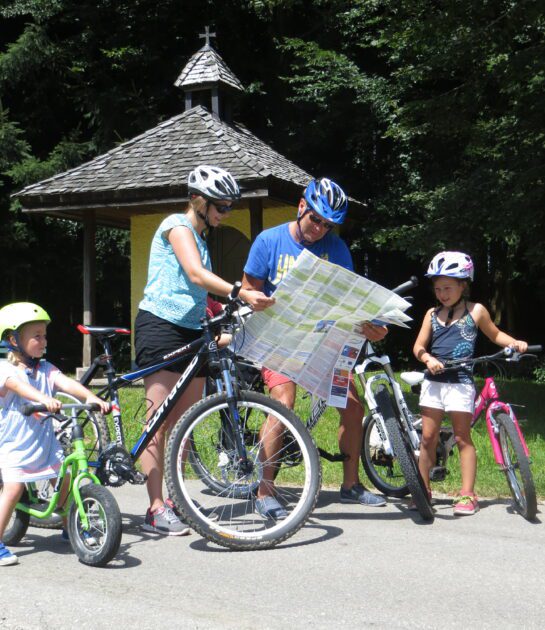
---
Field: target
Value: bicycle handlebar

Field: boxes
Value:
[423,345,542,377]
[391,276,418,296]
[21,402,102,417]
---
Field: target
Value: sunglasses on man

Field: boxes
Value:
[307,212,334,230]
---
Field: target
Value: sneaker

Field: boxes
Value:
[141,504,190,536]
[165,497,219,522]
[255,496,288,520]
[340,483,387,507]
[0,542,18,566]
[61,529,97,546]
[453,494,479,516]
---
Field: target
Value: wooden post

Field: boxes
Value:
[249,198,263,242]
[82,213,96,368]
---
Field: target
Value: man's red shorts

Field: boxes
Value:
[261,367,293,391]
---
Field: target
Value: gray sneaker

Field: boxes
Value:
[141,505,190,536]
[340,483,387,507]
[255,496,288,520]
[165,497,219,522]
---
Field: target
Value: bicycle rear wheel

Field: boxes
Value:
[361,414,410,498]
[0,481,30,545]
[165,390,321,550]
[496,413,537,521]
[375,386,434,521]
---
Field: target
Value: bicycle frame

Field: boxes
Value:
[355,347,421,455]
[474,377,530,463]
[16,424,101,530]
[87,318,248,466]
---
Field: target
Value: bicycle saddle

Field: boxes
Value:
[77,324,131,339]
[400,371,425,387]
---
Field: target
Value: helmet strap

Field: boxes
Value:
[193,197,211,234]
[445,297,465,326]
[8,331,42,370]
[295,208,313,246]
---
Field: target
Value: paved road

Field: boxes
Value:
[2,484,545,629]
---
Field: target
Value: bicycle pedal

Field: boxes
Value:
[129,471,148,485]
[429,466,448,482]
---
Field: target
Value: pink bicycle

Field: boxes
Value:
[363,345,542,520]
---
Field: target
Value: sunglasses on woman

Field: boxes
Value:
[206,199,233,214]
[307,212,334,230]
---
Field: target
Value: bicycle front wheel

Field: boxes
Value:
[361,414,410,498]
[67,484,122,567]
[375,386,434,521]
[496,413,537,521]
[165,391,321,550]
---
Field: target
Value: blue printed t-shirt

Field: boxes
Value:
[139,214,211,329]
[244,223,354,296]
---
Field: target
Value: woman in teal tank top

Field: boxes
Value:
[135,165,274,536]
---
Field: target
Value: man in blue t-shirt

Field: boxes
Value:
[243,177,388,519]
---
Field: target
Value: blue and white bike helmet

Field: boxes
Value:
[426,251,474,281]
[304,178,348,225]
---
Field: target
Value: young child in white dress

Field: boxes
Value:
[0,302,109,566]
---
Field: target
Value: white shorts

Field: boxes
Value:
[419,380,475,414]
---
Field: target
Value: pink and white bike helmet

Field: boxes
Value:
[426,251,474,281]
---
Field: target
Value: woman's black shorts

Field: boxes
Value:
[134,309,208,376]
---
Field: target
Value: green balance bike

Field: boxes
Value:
[1,403,122,567]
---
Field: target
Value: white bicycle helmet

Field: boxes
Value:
[426,251,474,281]
[187,165,241,200]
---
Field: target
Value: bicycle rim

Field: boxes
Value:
[165,391,321,550]
[497,413,537,520]
[361,414,410,498]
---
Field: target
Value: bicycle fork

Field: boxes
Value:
[486,402,531,466]
[217,350,253,474]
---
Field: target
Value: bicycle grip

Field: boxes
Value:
[526,345,542,354]
[229,281,242,301]
[21,402,48,416]
[392,276,418,295]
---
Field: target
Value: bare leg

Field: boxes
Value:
[257,381,296,498]
[0,482,24,539]
[418,406,444,493]
[450,410,476,495]
[139,370,204,512]
[338,382,365,489]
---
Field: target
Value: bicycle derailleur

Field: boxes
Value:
[96,445,147,487]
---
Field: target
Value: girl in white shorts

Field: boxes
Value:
[413,252,527,516]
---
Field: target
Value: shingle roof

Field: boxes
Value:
[174,45,243,92]
[15,106,311,210]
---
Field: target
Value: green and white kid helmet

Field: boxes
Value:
[0,302,51,340]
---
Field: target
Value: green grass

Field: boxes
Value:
[108,376,545,499]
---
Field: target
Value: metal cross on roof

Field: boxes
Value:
[199,26,216,48]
